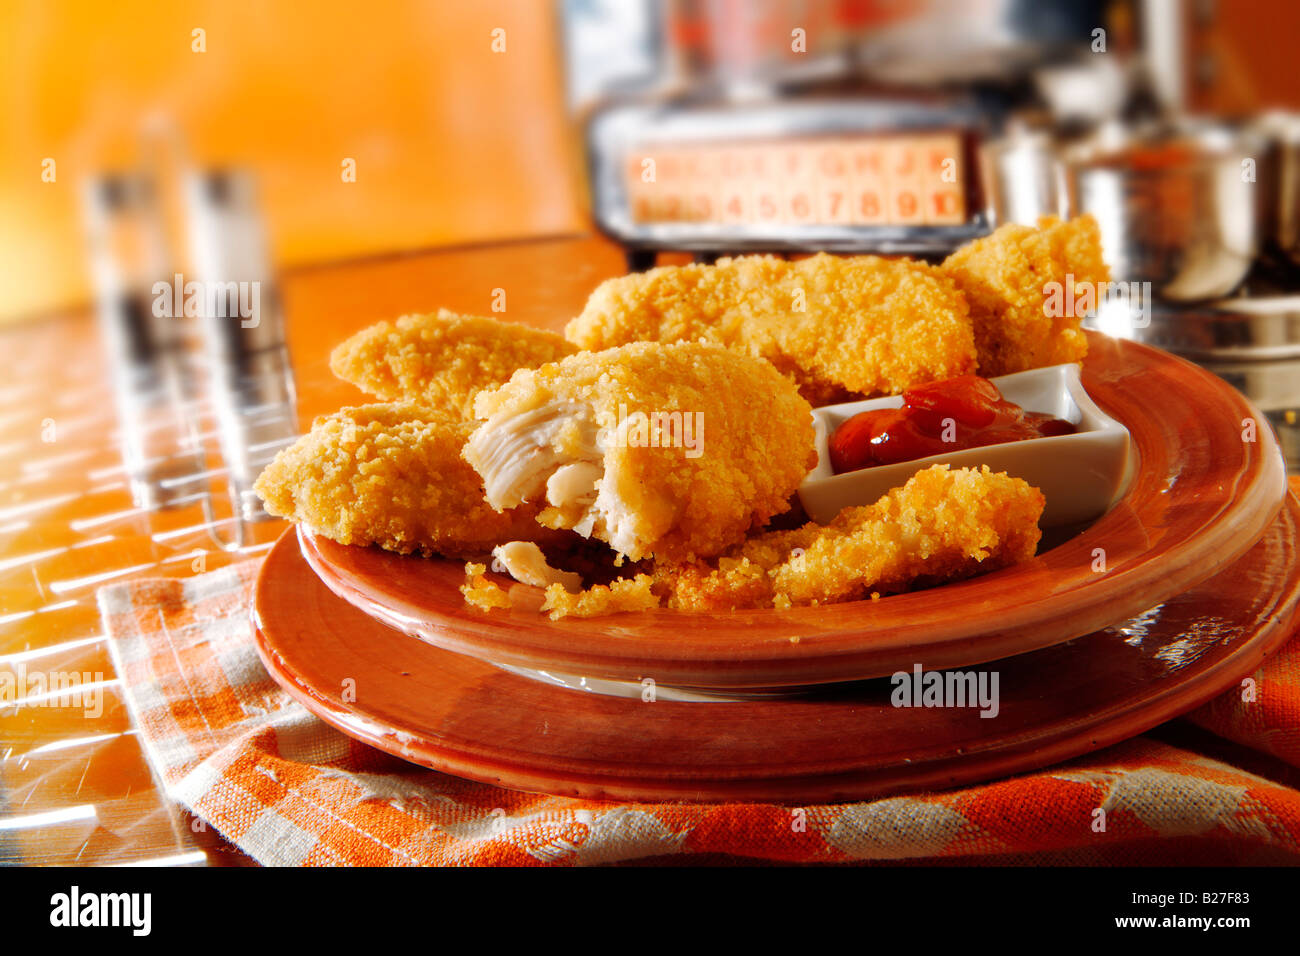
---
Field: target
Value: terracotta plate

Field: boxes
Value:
[253,494,1300,803]
[298,334,1288,689]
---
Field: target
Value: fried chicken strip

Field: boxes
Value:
[253,402,565,558]
[564,253,977,406]
[940,215,1109,376]
[459,464,1043,617]
[329,310,578,419]
[463,342,817,563]
[657,464,1044,610]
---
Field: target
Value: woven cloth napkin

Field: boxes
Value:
[97,523,1300,867]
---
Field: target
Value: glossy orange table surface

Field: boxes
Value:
[0,234,628,865]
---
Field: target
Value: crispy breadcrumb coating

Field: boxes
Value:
[564,253,977,405]
[657,465,1044,610]
[459,561,658,620]
[941,215,1109,377]
[461,563,512,610]
[253,402,565,558]
[329,310,578,418]
[465,342,817,563]
[540,574,659,620]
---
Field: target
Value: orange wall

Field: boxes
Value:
[0,0,585,323]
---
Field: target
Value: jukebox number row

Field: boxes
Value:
[624,135,967,227]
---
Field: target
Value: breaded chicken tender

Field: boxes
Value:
[463,342,817,563]
[329,310,578,419]
[941,215,1108,377]
[565,253,977,406]
[658,465,1044,610]
[253,402,564,558]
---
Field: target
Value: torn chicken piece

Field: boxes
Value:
[253,402,569,558]
[491,541,583,593]
[463,342,817,563]
[564,252,977,405]
[656,464,1045,610]
[468,398,602,513]
[329,310,578,419]
[940,215,1108,376]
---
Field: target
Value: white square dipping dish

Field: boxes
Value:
[798,363,1132,528]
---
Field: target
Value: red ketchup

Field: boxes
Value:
[828,375,1076,474]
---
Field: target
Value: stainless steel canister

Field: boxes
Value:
[1061,119,1264,302]
[1255,110,1300,266]
[981,128,1063,227]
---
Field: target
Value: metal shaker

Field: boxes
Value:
[182,168,297,533]
[82,172,202,511]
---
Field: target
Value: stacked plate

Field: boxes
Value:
[252,333,1298,802]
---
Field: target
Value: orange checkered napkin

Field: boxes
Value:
[98,559,1300,867]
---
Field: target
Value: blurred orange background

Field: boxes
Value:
[5,0,1300,325]
[0,0,584,324]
